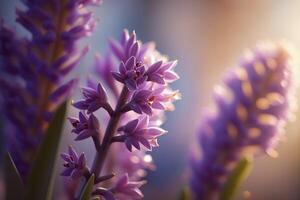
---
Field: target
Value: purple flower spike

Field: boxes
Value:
[67,30,180,199]
[112,56,147,90]
[111,174,145,200]
[118,116,167,151]
[61,146,88,179]
[68,112,100,141]
[0,0,99,178]
[73,83,110,114]
[190,42,298,199]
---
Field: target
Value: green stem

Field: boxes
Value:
[220,156,253,200]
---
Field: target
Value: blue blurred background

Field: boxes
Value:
[2,0,300,199]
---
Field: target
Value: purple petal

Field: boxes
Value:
[147,61,163,74]
[121,29,130,46]
[60,153,71,162]
[125,140,133,152]
[130,103,143,114]
[150,139,159,147]
[82,87,98,98]
[75,130,93,140]
[160,60,177,71]
[68,117,79,126]
[137,116,149,130]
[122,188,144,199]
[117,174,129,188]
[153,85,166,94]
[124,79,137,91]
[139,137,152,150]
[50,79,78,102]
[124,119,139,133]
[79,112,87,122]
[89,114,100,129]
[68,146,78,162]
[97,82,107,101]
[73,100,89,110]
[164,71,179,81]
[136,75,148,85]
[101,190,116,200]
[112,72,124,83]
[78,154,86,169]
[86,76,97,89]
[148,74,165,84]
[129,42,139,57]
[119,62,127,74]
[152,101,165,110]
[87,102,101,113]
[141,104,152,115]
[125,33,136,56]
[61,26,86,40]
[147,127,166,137]
[134,90,152,101]
[109,38,124,61]
[125,56,136,70]
[130,138,141,150]
[59,46,89,75]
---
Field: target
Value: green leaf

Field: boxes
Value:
[25,102,68,200]
[220,156,253,200]
[4,152,25,200]
[79,174,95,200]
[178,186,191,200]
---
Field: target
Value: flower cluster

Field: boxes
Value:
[61,146,88,179]
[190,42,298,199]
[0,0,100,179]
[62,30,180,199]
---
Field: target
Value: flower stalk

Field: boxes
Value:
[0,0,100,179]
[190,42,298,199]
[91,86,129,178]
[62,30,180,199]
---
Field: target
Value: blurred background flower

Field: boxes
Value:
[1,0,300,199]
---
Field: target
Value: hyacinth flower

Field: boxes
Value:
[190,42,298,200]
[61,146,89,179]
[116,116,167,152]
[0,0,100,179]
[63,30,180,199]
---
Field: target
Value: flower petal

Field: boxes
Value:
[75,130,93,141]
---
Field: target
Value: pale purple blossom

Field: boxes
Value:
[117,116,167,152]
[127,83,179,115]
[112,56,147,90]
[145,60,179,84]
[190,42,298,199]
[68,112,100,141]
[110,30,179,91]
[73,83,110,114]
[61,146,88,179]
[111,174,145,200]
